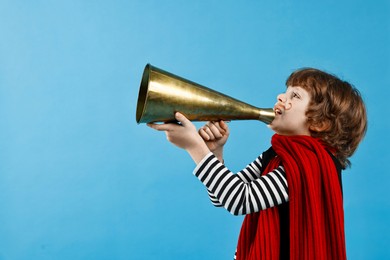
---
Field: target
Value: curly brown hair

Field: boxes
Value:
[286,68,367,168]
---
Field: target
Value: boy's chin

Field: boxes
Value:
[267,123,279,133]
[268,127,292,136]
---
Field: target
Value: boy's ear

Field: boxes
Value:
[309,120,331,132]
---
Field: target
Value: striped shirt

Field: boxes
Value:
[193,151,289,216]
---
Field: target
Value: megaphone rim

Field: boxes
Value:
[136,64,152,123]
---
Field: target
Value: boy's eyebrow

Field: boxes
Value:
[292,86,305,92]
[287,86,299,92]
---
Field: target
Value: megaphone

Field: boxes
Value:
[136,64,275,124]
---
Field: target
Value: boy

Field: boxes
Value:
[147,68,367,259]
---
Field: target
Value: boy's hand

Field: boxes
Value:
[199,120,229,161]
[147,112,210,164]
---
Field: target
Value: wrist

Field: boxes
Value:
[187,141,211,165]
[213,151,223,162]
[212,147,223,161]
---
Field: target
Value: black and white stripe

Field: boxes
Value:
[194,153,289,215]
[236,154,264,182]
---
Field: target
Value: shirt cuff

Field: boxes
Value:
[193,152,214,176]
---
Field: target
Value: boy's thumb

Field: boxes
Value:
[175,112,190,126]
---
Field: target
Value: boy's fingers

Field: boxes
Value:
[199,128,211,140]
[201,125,214,139]
[147,123,175,131]
[219,120,229,133]
[207,122,223,138]
[206,121,226,136]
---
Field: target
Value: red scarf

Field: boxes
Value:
[235,134,346,259]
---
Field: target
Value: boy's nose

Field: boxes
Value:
[277,93,292,110]
[277,93,286,103]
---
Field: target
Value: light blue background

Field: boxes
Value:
[1,0,389,259]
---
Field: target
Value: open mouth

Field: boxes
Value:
[274,107,283,115]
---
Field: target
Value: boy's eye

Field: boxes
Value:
[292,92,300,99]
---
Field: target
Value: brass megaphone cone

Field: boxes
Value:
[136,64,275,124]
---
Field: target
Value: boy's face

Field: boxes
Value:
[269,86,311,136]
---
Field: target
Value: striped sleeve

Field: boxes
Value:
[236,153,264,183]
[193,153,289,215]
[204,153,265,207]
